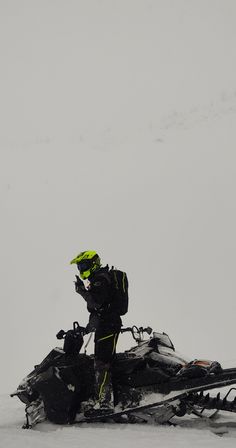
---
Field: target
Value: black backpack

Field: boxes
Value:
[109,268,129,316]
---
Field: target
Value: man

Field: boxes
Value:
[70,250,128,416]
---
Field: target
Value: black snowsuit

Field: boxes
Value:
[75,266,122,407]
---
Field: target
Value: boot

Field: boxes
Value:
[85,363,114,417]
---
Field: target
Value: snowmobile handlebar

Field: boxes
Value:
[120,325,153,342]
[56,321,87,339]
[56,323,153,344]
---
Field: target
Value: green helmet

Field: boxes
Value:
[70,250,101,280]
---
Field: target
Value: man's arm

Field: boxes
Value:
[86,275,111,310]
[74,274,111,311]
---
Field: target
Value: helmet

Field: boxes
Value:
[70,251,101,280]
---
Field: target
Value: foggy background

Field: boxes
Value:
[1,0,236,393]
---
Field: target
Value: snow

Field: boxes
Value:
[1,393,236,447]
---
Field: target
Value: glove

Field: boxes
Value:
[74,275,85,294]
[85,322,96,333]
[85,314,99,333]
[56,329,65,339]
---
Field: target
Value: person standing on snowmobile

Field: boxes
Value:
[70,250,128,417]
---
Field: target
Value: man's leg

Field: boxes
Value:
[86,327,120,416]
[95,331,119,407]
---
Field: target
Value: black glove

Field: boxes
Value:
[56,329,65,339]
[74,275,85,294]
[85,314,99,333]
[85,322,96,333]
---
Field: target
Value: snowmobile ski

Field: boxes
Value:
[76,376,236,423]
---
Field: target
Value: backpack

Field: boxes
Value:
[109,268,129,316]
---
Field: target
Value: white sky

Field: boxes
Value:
[1,0,236,393]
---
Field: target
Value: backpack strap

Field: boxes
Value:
[113,269,127,293]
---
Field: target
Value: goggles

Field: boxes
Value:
[77,260,92,273]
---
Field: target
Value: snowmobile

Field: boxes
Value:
[11,322,236,428]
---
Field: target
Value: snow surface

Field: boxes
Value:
[2,392,236,447]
